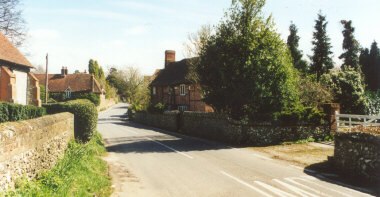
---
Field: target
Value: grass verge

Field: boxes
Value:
[2,132,112,197]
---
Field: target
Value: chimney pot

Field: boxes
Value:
[165,50,176,68]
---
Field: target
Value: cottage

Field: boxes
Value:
[150,50,213,112]
[35,67,104,101]
[0,32,41,106]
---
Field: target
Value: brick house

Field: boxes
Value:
[0,32,41,106]
[35,67,104,100]
[150,50,213,112]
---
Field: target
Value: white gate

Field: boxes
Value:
[335,111,380,132]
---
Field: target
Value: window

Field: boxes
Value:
[65,88,72,99]
[152,87,156,95]
[180,84,186,96]
[178,105,188,112]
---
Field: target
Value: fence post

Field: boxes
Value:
[349,117,352,132]
[335,111,339,132]
[364,117,367,128]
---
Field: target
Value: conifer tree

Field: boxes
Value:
[309,13,334,81]
[339,20,360,70]
[287,22,308,73]
[359,41,380,90]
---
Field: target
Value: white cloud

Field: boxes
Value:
[124,25,150,36]
[29,29,60,39]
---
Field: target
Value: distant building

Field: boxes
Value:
[35,67,104,100]
[0,32,41,106]
[150,50,213,112]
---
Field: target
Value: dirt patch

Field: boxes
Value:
[249,142,334,167]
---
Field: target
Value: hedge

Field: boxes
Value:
[0,102,45,123]
[49,92,100,106]
[44,99,98,143]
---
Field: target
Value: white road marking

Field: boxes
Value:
[220,171,274,197]
[289,164,304,170]
[299,177,356,197]
[284,178,330,197]
[254,181,298,197]
[273,179,320,197]
[304,169,317,173]
[252,153,273,161]
[146,137,194,159]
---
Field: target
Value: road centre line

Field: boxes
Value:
[146,137,194,159]
[220,171,274,197]
[273,179,320,197]
[254,180,298,197]
[252,153,273,161]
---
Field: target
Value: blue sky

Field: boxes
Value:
[21,0,380,75]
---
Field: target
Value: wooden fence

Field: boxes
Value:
[335,111,380,132]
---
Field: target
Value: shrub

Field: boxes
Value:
[147,103,165,114]
[364,90,380,115]
[49,92,101,106]
[0,102,45,123]
[274,105,326,125]
[44,100,98,143]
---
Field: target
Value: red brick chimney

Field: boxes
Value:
[165,50,175,69]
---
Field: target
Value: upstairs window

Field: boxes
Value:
[152,87,156,95]
[180,84,186,96]
[65,88,72,99]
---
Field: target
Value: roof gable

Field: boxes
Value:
[0,32,33,68]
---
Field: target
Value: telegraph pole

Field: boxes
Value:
[45,54,49,104]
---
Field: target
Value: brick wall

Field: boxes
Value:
[332,132,380,185]
[0,66,17,103]
[0,112,74,190]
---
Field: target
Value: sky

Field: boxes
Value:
[20,0,380,75]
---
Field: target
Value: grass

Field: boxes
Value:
[2,132,112,197]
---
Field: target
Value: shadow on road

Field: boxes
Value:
[304,161,378,196]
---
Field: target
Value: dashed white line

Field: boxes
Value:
[220,171,274,197]
[273,179,320,197]
[254,180,298,197]
[146,137,194,159]
[252,153,273,161]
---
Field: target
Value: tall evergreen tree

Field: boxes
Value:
[339,20,360,70]
[88,59,100,79]
[309,13,334,81]
[287,22,308,73]
[359,41,380,90]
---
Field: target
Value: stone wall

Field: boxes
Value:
[333,132,380,185]
[98,97,116,111]
[134,111,179,132]
[134,111,330,146]
[181,112,330,146]
[0,112,74,190]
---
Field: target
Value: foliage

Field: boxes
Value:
[49,92,100,106]
[88,59,100,79]
[0,0,26,46]
[321,67,367,114]
[0,102,45,123]
[39,85,48,103]
[147,103,166,114]
[274,105,327,125]
[4,132,112,197]
[339,20,360,70]
[297,75,333,108]
[287,22,308,74]
[309,13,334,81]
[197,0,299,121]
[105,82,118,99]
[106,67,128,99]
[359,41,380,91]
[44,100,98,143]
[364,90,380,115]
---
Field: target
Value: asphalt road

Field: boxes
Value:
[98,104,376,197]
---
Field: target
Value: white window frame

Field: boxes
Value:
[152,86,156,95]
[180,84,186,96]
[65,88,72,99]
[178,105,188,111]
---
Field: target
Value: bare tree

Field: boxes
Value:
[0,0,26,47]
[183,24,213,58]
[33,65,45,74]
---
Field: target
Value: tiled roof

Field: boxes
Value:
[0,32,33,68]
[150,59,192,86]
[34,74,102,93]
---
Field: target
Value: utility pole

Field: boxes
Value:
[45,53,49,104]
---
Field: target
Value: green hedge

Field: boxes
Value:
[44,100,98,143]
[273,106,327,125]
[49,92,100,106]
[0,102,45,123]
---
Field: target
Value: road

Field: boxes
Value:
[98,104,376,197]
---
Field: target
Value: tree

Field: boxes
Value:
[359,41,380,90]
[0,0,26,46]
[98,66,105,81]
[74,70,80,74]
[88,59,99,79]
[321,68,367,114]
[33,65,45,74]
[197,0,299,121]
[309,13,334,81]
[287,22,308,73]
[339,20,360,70]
